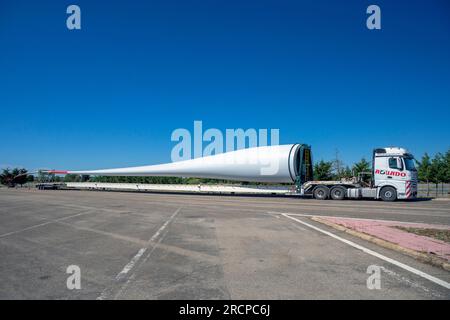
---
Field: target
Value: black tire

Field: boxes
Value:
[313,186,329,200]
[330,186,346,200]
[380,186,397,202]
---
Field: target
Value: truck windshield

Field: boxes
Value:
[403,157,416,171]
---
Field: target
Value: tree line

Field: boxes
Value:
[1,148,449,187]
[0,168,33,187]
[313,158,372,181]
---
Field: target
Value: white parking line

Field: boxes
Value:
[112,227,170,300]
[0,211,93,238]
[281,213,450,290]
[97,207,182,300]
[380,266,443,298]
[268,209,450,218]
[114,207,180,281]
[268,211,450,228]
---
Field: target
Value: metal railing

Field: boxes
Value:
[417,183,449,198]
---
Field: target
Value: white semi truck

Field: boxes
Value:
[293,146,418,201]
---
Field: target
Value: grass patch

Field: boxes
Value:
[395,226,450,244]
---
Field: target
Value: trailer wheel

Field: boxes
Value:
[313,186,329,200]
[330,186,346,200]
[380,186,397,202]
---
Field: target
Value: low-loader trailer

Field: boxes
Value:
[45,144,418,202]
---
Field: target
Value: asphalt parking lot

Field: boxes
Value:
[0,188,449,299]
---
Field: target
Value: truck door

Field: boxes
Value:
[374,157,406,183]
[374,157,388,186]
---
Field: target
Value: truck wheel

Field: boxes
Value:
[313,186,329,200]
[380,186,397,202]
[330,186,346,200]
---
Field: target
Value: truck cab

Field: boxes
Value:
[372,147,418,201]
[298,146,418,201]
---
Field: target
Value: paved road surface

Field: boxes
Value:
[0,188,449,299]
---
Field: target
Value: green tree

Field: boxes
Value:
[331,149,345,179]
[430,153,446,183]
[37,170,55,183]
[430,153,447,196]
[314,160,333,181]
[0,168,30,186]
[417,153,432,196]
[13,168,29,186]
[64,174,81,182]
[0,168,13,186]
[341,166,353,179]
[352,158,371,183]
[443,149,450,183]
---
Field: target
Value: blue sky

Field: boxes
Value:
[1,0,449,171]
